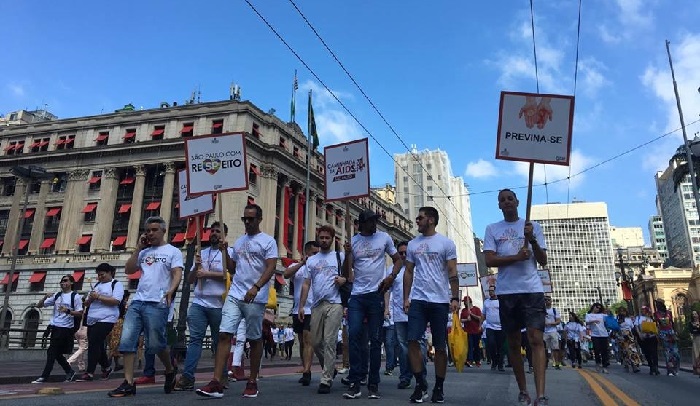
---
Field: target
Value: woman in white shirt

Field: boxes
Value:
[564,312,584,368]
[634,306,659,375]
[616,307,640,373]
[585,302,610,373]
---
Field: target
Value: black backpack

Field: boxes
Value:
[54,291,81,333]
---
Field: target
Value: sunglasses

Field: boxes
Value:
[60,279,70,283]
[398,251,407,256]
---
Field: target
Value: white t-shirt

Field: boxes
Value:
[545,308,560,333]
[389,266,408,323]
[305,251,344,307]
[134,244,184,303]
[229,232,278,304]
[86,279,124,324]
[351,231,397,295]
[44,291,83,328]
[483,218,546,295]
[620,316,634,332]
[192,246,233,308]
[271,327,279,343]
[482,298,501,330]
[406,233,457,304]
[635,315,656,339]
[284,327,295,342]
[564,322,584,342]
[291,265,313,315]
[585,313,608,337]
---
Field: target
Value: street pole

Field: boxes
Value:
[594,286,602,304]
[0,165,49,349]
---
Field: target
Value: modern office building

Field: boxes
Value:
[394,147,477,264]
[0,97,414,348]
[648,215,669,264]
[530,202,619,312]
[609,226,644,248]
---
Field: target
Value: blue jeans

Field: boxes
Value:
[384,324,396,370]
[119,300,169,354]
[395,322,427,383]
[348,291,383,385]
[183,303,222,379]
[143,352,156,377]
[468,333,482,363]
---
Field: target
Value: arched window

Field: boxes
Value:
[0,308,11,331]
[22,308,40,348]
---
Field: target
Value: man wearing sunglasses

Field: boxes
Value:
[197,204,278,399]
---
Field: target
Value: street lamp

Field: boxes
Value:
[0,165,51,349]
[615,248,636,315]
[593,286,603,304]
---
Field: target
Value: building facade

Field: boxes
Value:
[609,226,644,248]
[394,147,477,265]
[0,99,414,348]
[648,215,669,264]
[530,202,619,313]
[655,148,700,268]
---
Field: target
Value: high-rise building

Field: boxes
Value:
[394,146,477,264]
[530,202,619,312]
[609,226,644,248]
[655,146,700,268]
[648,215,668,263]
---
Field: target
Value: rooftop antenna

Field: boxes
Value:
[197,85,201,103]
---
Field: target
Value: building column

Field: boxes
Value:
[2,179,28,255]
[292,191,300,258]
[160,162,176,237]
[92,168,119,252]
[276,183,289,259]
[306,193,317,242]
[28,180,51,253]
[258,163,278,240]
[126,165,146,250]
[56,169,89,253]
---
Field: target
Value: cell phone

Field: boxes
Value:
[140,235,149,247]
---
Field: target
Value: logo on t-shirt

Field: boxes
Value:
[415,242,439,261]
[355,240,381,259]
[142,255,168,266]
[497,227,522,252]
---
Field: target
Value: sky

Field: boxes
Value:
[3,0,700,244]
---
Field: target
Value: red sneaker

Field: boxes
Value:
[196,380,225,398]
[134,376,155,385]
[242,380,258,398]
[233,366,247,381]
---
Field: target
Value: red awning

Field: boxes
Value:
[120,177,135,185]
[65,138,74,144]
[201,229,211,242]
[96,133,109,141]
[14,143,24,151]
[55,139,65,146]
[0,273,19,285]
[212,122,223,129]
[29,271,47,283]
[118,204,132,214]
[275,274,287,285]
[77,235,92,245]
[24,209,35,218]
[73,270,85,282]
[39,140,49,147]
[88,176,102,184]
[151,128,164,137]
[250,164,261,176]
[145,201,161,210]
[3,144,15,151]
[30,141,41,148]
[171,233,185,243]
[112,236,127,246]
[127,270,141,280]
[180,125,193,133]
[46,208,61,217]
[81,203,97,213]
[40,238,56,249]
[18,240,29,250]
[123,131,136,139]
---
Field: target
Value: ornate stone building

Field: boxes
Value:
[0,99,414,348]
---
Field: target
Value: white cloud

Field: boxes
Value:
[7,83,25,97]
[598,0,655,44]
[640,34,700,172]
[513,149,596,191]
[300,80,362,146]
[578,58,610,98]
[465,159,498,179]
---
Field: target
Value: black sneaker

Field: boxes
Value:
[317,383,331,394]
[431,387,444,403]
[65,370,76,382]
[410,383,428,403]
[360,378,367,385]
[398,380,411,389]
[343,383,362,399]
[108,380,136,397]
[367,384,380,399]
[300,372,311,386]
[164,370,176,394]
[341,376,351,386]
[101,367,113,380]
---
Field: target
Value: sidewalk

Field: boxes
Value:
[0,353,305,385]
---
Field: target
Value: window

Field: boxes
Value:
[427,186,433,191]
[56,135,75,150]
[151,126,165,140]
[45,207,61,231]
[249,164,260,185]
[0,210,8,236]
[1,273,19,293]
[403,176,408,182]
[88,171,102,191]
[124,129,136,144]
[30,138,50,152]
[428,196,433,201]
[1,177,16,196]
[30,180,41,194]
[96,131,109,146]
[181,122,194,137]
[211,119,224,134]
[50,173,67,193]
[29,271,47,292]
[82,202,98,222]
[252,123,261,138]
[293,146,300,158]
[77,235,92,253]
[279,137,287,149]
[5,141,23,155]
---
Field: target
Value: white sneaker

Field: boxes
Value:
[337,367,349,374]
[32,377,46,384]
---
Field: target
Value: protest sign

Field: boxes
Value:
[324,138,370,202]
[185,132,248,195]
[457,263,478,287]
[177,170,214,219]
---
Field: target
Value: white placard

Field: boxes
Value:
[480,275,497,298]
[538,268,553,294]
[324,138,370,202]
[185,132,248,195]
[496,91,574,166]
[177,170,214,219]
[457,263,478,287]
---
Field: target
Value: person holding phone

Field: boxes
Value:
[108,216,183,398]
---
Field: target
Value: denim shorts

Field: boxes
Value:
[220,296,265,340]
[118,300,169,355]
[407,300,449,351]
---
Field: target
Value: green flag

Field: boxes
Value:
[308,90,319,150]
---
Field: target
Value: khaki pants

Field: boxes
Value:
[310,300,343,386]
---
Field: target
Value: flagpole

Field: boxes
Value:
[304,89,312,242]
[291,69,297,123]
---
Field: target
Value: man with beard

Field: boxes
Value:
[343,210,402,400]
[403,206,458,404]
[299,225,348,394]
[483,189,548,406]
[196,204,278,399]
[175,222,234,391]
